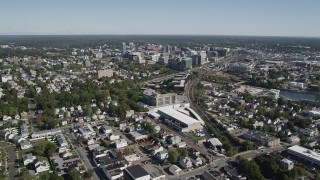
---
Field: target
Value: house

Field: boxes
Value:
[78,124,96,139]
[179,156,193,169]
[299,128,318,137]
[151,146,164,155]
[114,139,128,149]
[252,121,264,129]
[100,125,113,134]
[287,135,300,144]
[61,120,68,126]
[11,135,23,144]
[20,139,33,150]
[124,154,142,164]
[133,115,144,122]
[168,165,182,175]
[161,131,173,141]
[92,146,108,158]
[130,130,149,141]
[270,124,282,132]
[168,136,181,145]
[86,138,95,145]
[280,158,294,170]
[61,151,73,158]
[56,134,68,147]
[108,133,121,141]
[0,130,10,140]
[20,112,29,121]
[23,153,37,165]
[126,110,135,118]
[155,150,168,160]
[20,124,29,138]
[176,142,187,148]
[190,154,203,167]
[35,161,50,173]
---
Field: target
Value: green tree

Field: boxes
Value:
[296,167,305,176]
[83,105,93,116]
[237,156,265,180]
[83,169,94,179]
[48,172,64,180]
[142,121,156,134]
[178,148,188,157]
[168,148,179,163]
[68,168,81,180]
[35,140,57,157]
[19,173,36,180]
[39,172,49,180]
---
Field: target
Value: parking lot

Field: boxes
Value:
[0,141,19,180]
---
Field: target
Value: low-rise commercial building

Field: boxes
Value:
[287,145,320,167]
[31,128,62,139]
[242,131,280,147]
[158,107,203,132]
[124,165,151,180]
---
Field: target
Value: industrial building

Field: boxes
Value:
[287,145,320,167]
[157,107,203,132]
[124,165,151,180]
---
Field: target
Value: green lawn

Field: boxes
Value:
[185,132,201,141]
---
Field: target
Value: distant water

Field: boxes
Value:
[280,90,318,102]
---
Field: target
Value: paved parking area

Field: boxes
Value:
[0,141,19,180]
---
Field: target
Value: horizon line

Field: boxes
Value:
[0,34,319,38]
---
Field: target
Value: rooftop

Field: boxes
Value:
[288,145,320,162]
[158,107,199,125]
[125,165,149,178]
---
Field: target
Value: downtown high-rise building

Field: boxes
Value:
[122,42,126,56]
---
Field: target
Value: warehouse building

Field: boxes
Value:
[287,145,320,167]
[157,107,203,132]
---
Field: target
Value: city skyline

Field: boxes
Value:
[0,0,320,37]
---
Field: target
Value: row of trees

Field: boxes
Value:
[34,140,57,157]
[254,155,306,180]
[237,154,309,180]
[0,84,29,116]
[167,148,188,163]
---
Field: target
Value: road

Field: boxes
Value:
[167,158,227,180]
[230,145,286,160]
[0,141,19,180]
[66,131,101,180]
[157,123,211,159]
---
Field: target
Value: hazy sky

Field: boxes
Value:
[0,0,319,36]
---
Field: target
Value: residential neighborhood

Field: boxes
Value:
[0,34,320,180]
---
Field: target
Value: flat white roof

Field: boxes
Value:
[158,107,199,125]
[288,145,320,162]
[208,138,223,146]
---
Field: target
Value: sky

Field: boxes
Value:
[0,0,319,37]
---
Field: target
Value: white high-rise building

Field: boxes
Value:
[122,42,126,55]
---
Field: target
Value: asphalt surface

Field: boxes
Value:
[66,131,102,180]
[170,158,227,180]
[0,141,19,180]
